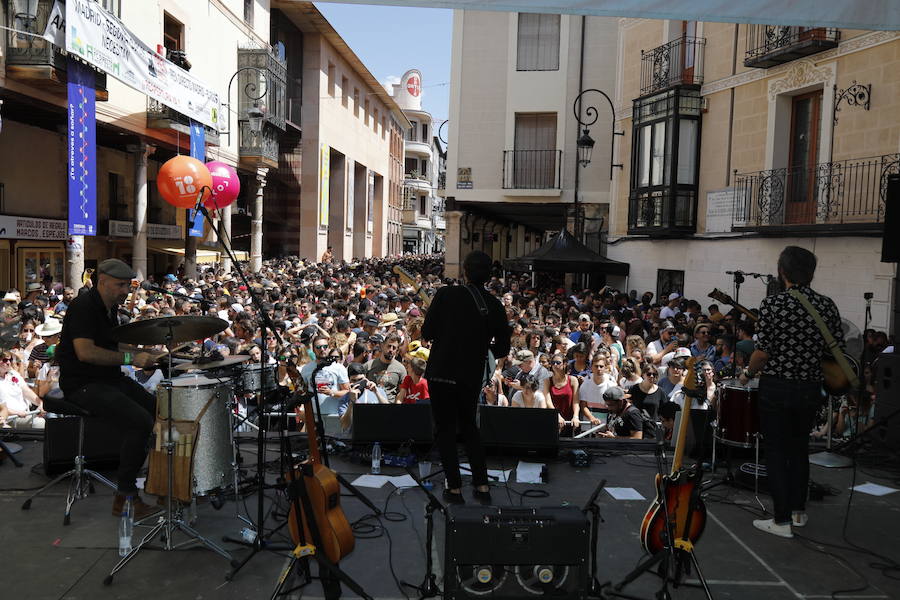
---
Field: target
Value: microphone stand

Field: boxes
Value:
[183,189,292,576]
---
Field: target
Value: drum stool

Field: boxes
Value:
[21,388,117,525]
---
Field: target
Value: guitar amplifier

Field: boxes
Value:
[477,405,558,457]
[874,353,900,450]
[442,505,590,600]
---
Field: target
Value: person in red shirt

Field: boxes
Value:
[397,357,429,404]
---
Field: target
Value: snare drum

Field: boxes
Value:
[157,375,233,496]
[240,364,277,394]
[715,379,759,448]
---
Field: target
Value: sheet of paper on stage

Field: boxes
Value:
[852,482,898,496]
[351,474,390,488]
[459,464,512,482]
[606,487,646,501]
[516,461,544,483]
[390,474,419,488]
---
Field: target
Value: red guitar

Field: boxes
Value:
[286,389,355,563]
[640,357,707,554]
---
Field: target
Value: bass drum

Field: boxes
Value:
[715,379,759,448]
[241,364,278,394]
[157,375,233,496]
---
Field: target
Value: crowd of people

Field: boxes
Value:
[0,252,892,451]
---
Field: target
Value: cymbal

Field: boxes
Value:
[173,354,250,372]
[110,316,228,345]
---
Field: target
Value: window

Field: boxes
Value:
[353,89,360,118]
[405,158,418,174]
[408,120,418,142]
[421,123,429,141]
[373,109,379,133]
[108,173,127,221]
[163,13,184,52]
[420,159,428,177]
[341,76,349,108]
[327,64,335,97]
[508,112,558,188]
[243,0,254,26]
[516,13,560,71]
[382,117,387,140]
[102,0,122,17]
[364,99,370,126]
[656,270,684,303]
[419,195,427,215]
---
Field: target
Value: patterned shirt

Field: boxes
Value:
[755,285,843,381]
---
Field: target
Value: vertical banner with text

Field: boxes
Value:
[188,121,205,237]
[319,144,330,227]
[67,57,97,236]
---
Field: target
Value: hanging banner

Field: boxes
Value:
[65,0,219,129]
[319,144,330,227]
[67,57,97,237]
[42,0,66,47]
[367,170,375,234]
[346,159,355,230]
[188,121,206,237]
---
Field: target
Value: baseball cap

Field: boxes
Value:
[668,292,681,301]
[603,387,627,403]
[369,333,385,344]
[348,362,367,377]
[165,273,178,282]
[661,321,676,332]
[673,347,692,358]
[363,315,379,327]
[513,349,534,365]
[578,313,591,322]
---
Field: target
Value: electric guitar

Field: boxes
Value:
[392,265,433,308]
[286,387,355,563]
[640,357,707,555]
[708,288,858,394]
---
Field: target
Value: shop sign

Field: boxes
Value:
[109,220,182,240]
[0,216,67,240]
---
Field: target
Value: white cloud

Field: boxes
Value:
[382,75,401,95]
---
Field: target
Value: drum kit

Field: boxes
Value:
[105,315,284,584]
[710,377,766,503]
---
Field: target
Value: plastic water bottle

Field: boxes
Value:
[371,442,382,474]
[118,496,134,557]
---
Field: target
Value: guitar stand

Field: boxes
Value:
[602,440,713,600]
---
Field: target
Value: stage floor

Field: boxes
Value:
[2,435,899,600]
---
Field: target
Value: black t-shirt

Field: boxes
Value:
[628,384,667,419]
[608,404,645,437]
[57,288,125,393]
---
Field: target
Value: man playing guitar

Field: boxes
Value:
[739,246,844,538]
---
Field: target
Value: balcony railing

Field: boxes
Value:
[147,99,220,144]
[502,150,562,190]
[640,36,706,96]
[237,46,287,131]
[732,154,897,230]
[744,25,839,68]
[628,190,697,236]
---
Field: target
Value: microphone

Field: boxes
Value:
[725,270,744,275]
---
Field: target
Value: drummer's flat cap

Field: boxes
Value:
[98,258,136,280]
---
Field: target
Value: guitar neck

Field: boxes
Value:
[709,289,758,322]
[670,358,697,473]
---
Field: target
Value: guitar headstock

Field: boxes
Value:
[392,265,418,287]
[708,288,735,307]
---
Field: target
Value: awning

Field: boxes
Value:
[147,240,248,264]
[313,0,900,30]
[504,229,630,275]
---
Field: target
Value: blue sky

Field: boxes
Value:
[314,2,453,125]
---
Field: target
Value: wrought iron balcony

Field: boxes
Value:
[502,150,562,190]
[237,46,287,131]
[640,36,705,96]
[628,190,697,236]
[5,0,107,96]
[745,25,839,68]
[147,99,220,145]
[732,154,896,231]
[239,121,280,168]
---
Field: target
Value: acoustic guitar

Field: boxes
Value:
[286,386,355,563]
[640,357,707,555]
[392,265,433,308]
[708,288,858,394]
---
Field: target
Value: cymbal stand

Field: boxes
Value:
[105,322,233,585]
[399,466,446,600]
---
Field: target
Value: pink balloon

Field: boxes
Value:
[204,161,241,210]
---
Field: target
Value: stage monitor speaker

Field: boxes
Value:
[873,353,900,450]
[477,405,558,456]
[351,403,434,444]
[442,505,590,600]
[43,417,123,475]
[883,174,899,263]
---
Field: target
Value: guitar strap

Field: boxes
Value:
[788,288,860,390]
[463,284,495,387]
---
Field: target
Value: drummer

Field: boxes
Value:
[56,258,164,521]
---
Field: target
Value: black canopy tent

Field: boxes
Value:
[503,229,630,276]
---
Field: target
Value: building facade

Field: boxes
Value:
[444,11,620,277]
[605,20,898,332]
[391,69,445,254]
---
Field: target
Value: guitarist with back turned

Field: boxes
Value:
[739,246,844,539]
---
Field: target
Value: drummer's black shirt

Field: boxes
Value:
[57,287,124,394]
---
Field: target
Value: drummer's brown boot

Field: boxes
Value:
[112,493,163,520]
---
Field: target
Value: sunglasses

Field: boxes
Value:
[22,329,34,333]
[314,344,329,350]
[645,372,659,378]
[0,358,10,363]
[551,361,563,366]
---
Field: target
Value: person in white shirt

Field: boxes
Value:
[660,292,682,320]
[647,321,678,365]
[672,360,717,411]
[0,351,44,429]
[299,337,350,415]
[509,374,547,408]
[578,354,615,427]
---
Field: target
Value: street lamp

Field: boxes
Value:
[572,88,624,179]
[221,66,269,144]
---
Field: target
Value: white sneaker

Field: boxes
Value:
[792,512,808,527]
[753,518,793,538]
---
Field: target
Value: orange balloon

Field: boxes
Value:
[157,156,213,209]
